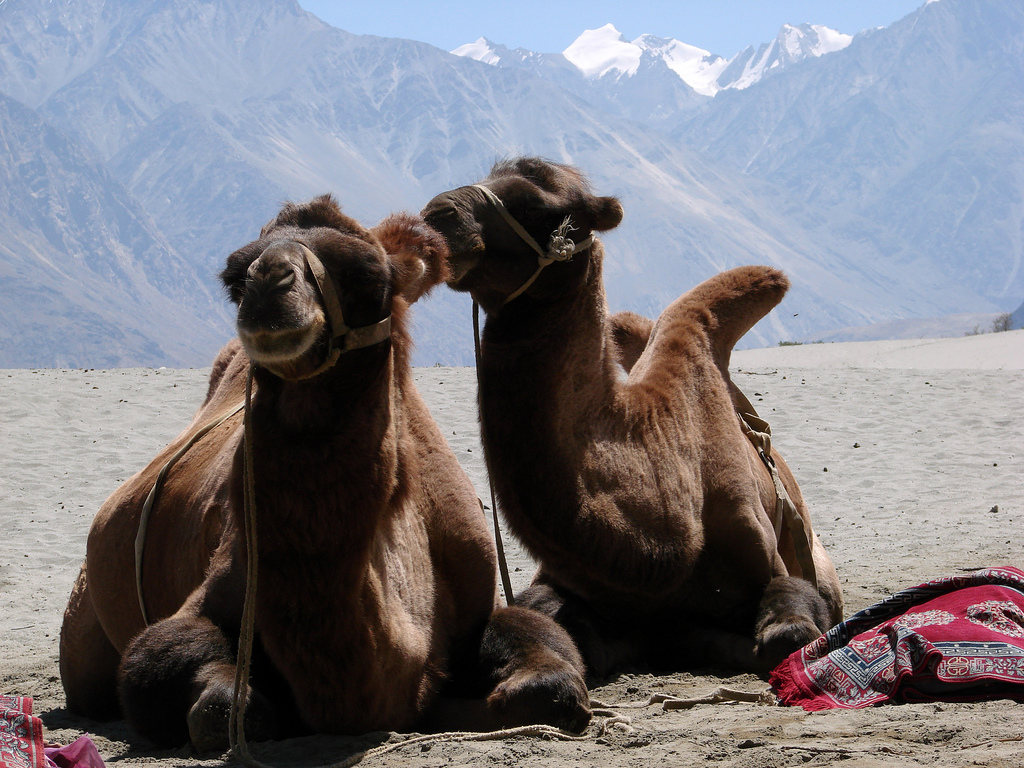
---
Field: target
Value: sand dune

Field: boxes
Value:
[734,328,1024,370]
[1,330,1021,767]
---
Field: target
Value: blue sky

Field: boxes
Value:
[296,1,928,58]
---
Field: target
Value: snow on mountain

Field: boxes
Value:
[719,24,853,91]
[675,0,1024,312]
[563,24,644,79]
[454,21,850,96]
[632,34,730,97]
[451,38,502,66]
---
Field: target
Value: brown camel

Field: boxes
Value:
[422,157,844,677]
[59,195,589,751]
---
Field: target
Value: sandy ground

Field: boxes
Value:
[2,330,1022,767]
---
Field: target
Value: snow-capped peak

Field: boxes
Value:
[562,24,641,79]
[561,24,727,95]
[724,23,852,91]
[779,23,852,58]
[451,37,501,65]
[451,21,854,96]
[632,33,728,96]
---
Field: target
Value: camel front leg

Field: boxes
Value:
[517,578,650,678]
[117,614,280,750]
[478,605,591,733]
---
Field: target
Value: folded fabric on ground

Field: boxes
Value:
[0,696,45,768]
[771,566,1024,710]
[44,737,105,768]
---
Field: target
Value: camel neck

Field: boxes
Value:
[474,253,619,555]
[480,252,607,355]
[243,349,409,556]
[252,344,394,432]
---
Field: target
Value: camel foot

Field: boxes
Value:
[753,616,821,673]
[753,576,831,674]
[480,605,591,733]
[187,681,233,754]
[187,672,278,754]
[487,664,591,733]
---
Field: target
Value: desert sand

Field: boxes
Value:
[2,330,1022,767]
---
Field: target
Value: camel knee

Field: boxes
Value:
[118,616,230,746]
[480,606,590,733]
[753,576,831,674]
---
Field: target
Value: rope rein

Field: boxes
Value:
[229,364,260,764]
[226,685,772,768]
[474,301,516,607]
[223,356,597,767]
[735,405,819,588]
[133,242,391,627]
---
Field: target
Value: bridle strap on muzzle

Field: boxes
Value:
[290,242,392,380]
[471,184,595,304]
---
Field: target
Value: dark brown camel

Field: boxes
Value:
[59,195,589,751]
[422,158,844,677]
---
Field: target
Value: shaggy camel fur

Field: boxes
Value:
[59,195,589,751]
[422,157,844,677]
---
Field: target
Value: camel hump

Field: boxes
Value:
[681,265,789,369]
[609,311,655,373]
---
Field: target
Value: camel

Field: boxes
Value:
[59,195,590,751]
[421,157,844,677]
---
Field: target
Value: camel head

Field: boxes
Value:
[422,157,623,313]
[221,195,449,380]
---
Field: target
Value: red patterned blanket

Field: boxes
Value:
[0,697,44,768]
[771,566,1024,710]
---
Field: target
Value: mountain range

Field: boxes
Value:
[1,0,1020,367]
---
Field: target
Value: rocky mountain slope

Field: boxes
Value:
[1,0,1019,366]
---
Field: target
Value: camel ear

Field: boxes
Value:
[372,213,452,303]
[592,196,623,231]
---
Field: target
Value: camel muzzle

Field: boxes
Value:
[244,240,393,380]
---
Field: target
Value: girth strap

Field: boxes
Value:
[736,405,819,590]
[135,400,245,625]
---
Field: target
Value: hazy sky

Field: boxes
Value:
[296,1,928,58]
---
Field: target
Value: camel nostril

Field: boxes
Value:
[272,271,296,291]
[245,265,297,299]
[424,200,458,222]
